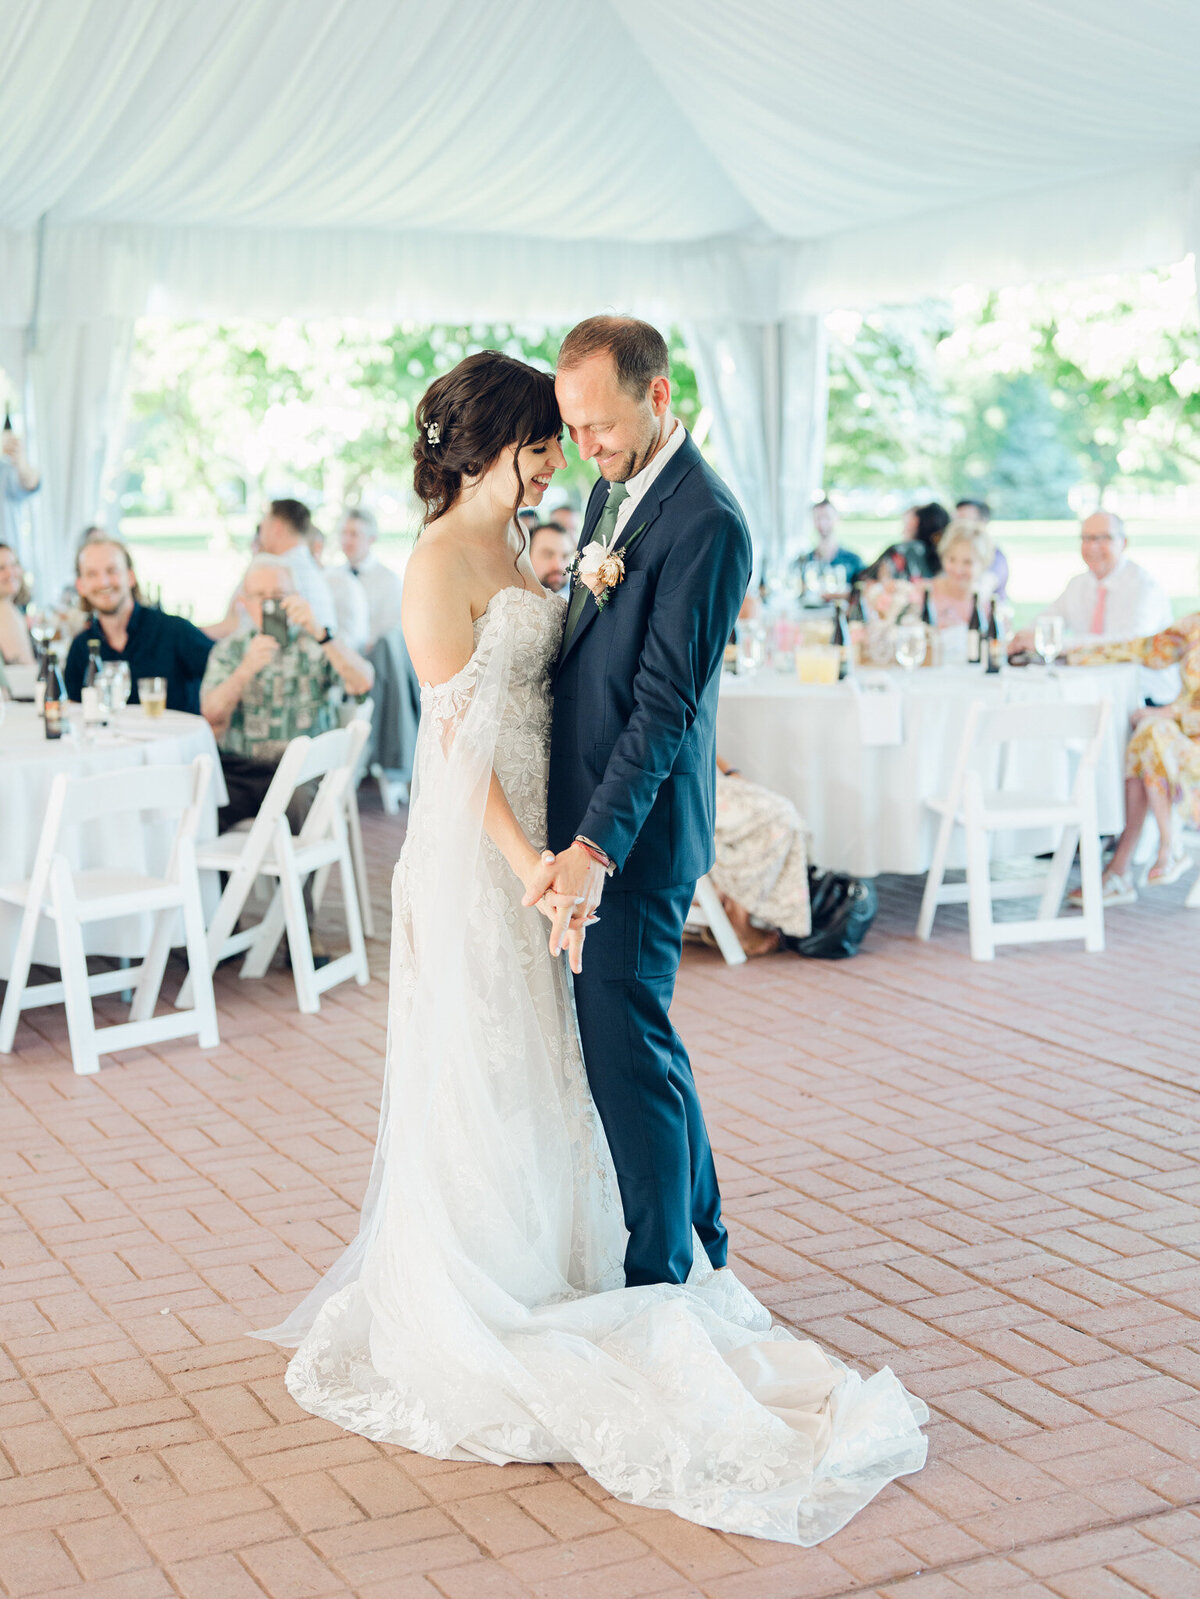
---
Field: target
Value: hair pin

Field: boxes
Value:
[425,421,441,446]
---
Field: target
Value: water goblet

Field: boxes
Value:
[894,622,928,674]
[1034,614,1064,674]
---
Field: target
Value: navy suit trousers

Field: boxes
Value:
[571,881,728,1286]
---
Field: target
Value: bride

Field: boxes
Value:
[258,350,927,1545]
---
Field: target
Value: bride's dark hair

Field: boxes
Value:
[413,351,561,529]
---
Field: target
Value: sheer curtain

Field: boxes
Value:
[686,315,828,572]
[24,315,135,597]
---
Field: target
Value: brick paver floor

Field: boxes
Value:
[2,796,1199,1599]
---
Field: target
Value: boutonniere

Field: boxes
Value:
[568,522,648,614]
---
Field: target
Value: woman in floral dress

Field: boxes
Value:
[1070,614,1200,901]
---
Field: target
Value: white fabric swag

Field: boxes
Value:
[4,0,1200,581]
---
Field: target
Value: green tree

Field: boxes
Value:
[119,319,704,525]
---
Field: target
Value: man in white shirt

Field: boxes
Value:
[335,508,404,647]
[207,500,337,642]
[1012,511,1178,702]
[308,523,370,651]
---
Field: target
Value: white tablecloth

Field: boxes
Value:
[0,705,228,977]
[716,663,1142,877]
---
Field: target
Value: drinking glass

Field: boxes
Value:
[894,623,928,673]
[108,661,131,713]
[1033,614,1065,671]
[737,620,767,675]
[138,676,167,717]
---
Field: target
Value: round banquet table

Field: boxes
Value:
[715,662,1142,878]
[0,704,227,978]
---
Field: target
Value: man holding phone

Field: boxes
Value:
[201,555,374,830]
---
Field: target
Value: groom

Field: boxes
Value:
[525,316,752,1288]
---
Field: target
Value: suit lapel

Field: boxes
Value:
[556,433,702,674]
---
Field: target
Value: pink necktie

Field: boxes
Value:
[1090,584,1107,635]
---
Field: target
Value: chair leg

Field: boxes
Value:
[276,833,319,1013]
[963,800,995,962]
[0,898,42,1053]
[371,763,401,816]
[240,886,287,979]
[916,808,956,941]
[129,909,174,1023]
[180,865,220,1049]
[345,793,375,940]
[692,875,747,966]
[51,863,100,1075]
[310,861,332,917]
[1077,800,1106,954]
[336,833,371,986]
[178,859,262,1008]
[1038,825,1078,920]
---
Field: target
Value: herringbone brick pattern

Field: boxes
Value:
[2,797,1198,1599]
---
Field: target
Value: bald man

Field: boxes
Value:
[1013,512,1178,702]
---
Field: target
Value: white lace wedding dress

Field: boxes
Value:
[258,585,927,1544]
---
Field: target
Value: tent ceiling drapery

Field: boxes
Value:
[4,0,1200,581]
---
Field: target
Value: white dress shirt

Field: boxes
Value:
[1043,556,1179,702]
[335,552,405,647]
[279,543,337,635]
[611,417,687,539]
[324,565,371,651]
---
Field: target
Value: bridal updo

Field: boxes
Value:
[413,351,560,528]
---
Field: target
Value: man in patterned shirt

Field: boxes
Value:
[201,555,374,830]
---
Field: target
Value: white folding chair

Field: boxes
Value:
[1181,827,1200,909]
[916,698,1110,961]
[182,724,371,1014]
[318,697,375,939]
[684,874,748,966]
[0,756,219,1075]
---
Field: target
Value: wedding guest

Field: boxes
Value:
[207,499,337,640]
[865,502,950,581]
[1,420,40,560]
[1009,512,1177,702]
[201,556,373,829]
[929,520,992,626]
[307,522,370,651]
[707,757,810,956]
[551,503,580,539]
[64,537,214,712]
[0,543,34,665]
[336,507,405,646]
[796,498,864,587]
[955,497,1009,599]
[528,521,573,594]
[1066,612,1200,900]
[517,507,542,538]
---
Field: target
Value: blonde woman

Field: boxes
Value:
[928,519,993,628]
[1068,612,1200,899]
[0,542,34,665]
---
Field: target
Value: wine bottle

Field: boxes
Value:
[43,661,66,739]
[967,592,983,665]
[985,601,1003,674]
[2,406,11,433]
[34,645,51,716]
[81,637,104,725]
[832,602,852,680]
[920,585,939,669]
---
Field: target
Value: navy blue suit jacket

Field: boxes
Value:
[548,432,752,894]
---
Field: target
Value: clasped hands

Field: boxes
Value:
[521,843,607,975]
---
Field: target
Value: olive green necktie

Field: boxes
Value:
[563,481,629,647]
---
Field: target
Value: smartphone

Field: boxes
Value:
[260,598,290,646]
